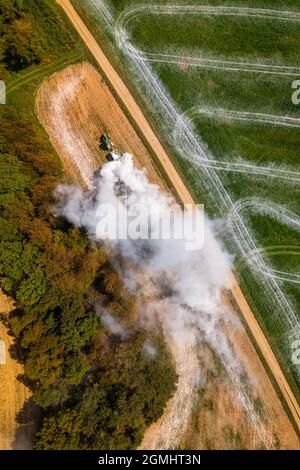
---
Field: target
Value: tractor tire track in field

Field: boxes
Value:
[117,4,300,26]
[226,198,300,285]
[129,50,300,77]
[236,246,300,285]
[117,4,300,78]
[173,106,300,183]
[85,0,114,28]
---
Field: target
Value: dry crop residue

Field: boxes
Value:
[36,62,165,189]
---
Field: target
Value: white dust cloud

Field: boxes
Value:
[55,153,239,447]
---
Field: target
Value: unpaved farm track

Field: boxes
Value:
[0,292,31,450]
[56,0,300,434]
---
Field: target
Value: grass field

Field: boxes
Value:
[73,0,300,404]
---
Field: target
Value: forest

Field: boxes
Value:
[0,0,176,449]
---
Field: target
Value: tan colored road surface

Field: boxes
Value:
[0,292,31,449]
[57,0,300,433]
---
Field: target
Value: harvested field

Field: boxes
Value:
[0,291,31,450]
[36,61,165,189]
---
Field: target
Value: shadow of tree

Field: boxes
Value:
[13,398,40,450]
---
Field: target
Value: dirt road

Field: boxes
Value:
[0,292,31,449]
[56,0,300,433]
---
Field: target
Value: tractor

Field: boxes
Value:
[100,133,113,151]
